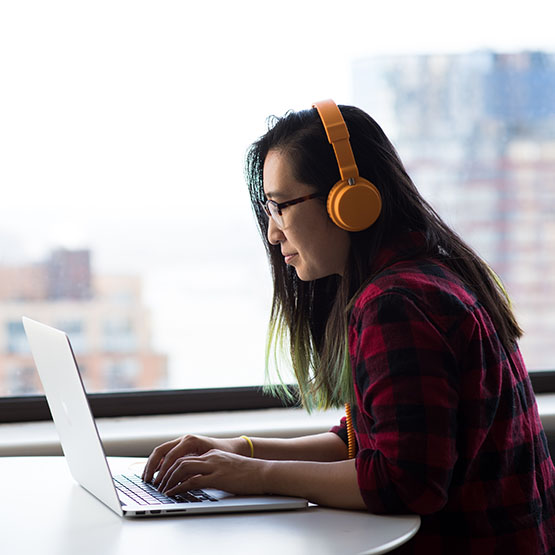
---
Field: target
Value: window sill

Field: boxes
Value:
[3,393,555,457]
[0,406,345,456]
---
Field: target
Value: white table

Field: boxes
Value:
[1,456,420,555]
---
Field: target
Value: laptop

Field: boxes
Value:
[22,317,308,517]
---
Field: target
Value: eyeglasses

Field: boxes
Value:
[259,193,323,229]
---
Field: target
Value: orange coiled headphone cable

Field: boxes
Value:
[345,403,356,459]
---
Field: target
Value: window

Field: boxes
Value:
[1,1,554,421]
[355,51,555,371]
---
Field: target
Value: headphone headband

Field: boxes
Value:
[312,99,382,232]
[312,100,359,182]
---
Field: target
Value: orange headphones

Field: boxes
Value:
[313,99,382,232]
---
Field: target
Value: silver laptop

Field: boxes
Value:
[22,317,308,517]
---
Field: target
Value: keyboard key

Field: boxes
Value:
[113,473,218,506]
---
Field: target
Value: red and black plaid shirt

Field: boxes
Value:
[332,232,555,554]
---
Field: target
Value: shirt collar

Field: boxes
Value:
[370,230,429,275]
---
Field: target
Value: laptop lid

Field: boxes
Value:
[22,317,308,517]
[22,316,124,515]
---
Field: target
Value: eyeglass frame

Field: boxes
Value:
[259,193,324,229]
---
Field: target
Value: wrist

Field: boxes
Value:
[234,435,253,457]
[259,459,274,494]
[240,435,254,458]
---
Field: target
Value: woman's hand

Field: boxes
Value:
[141,434,248,486]
[156,449,268,497]
[142,434,365,509]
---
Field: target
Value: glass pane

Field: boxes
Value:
[0,2,553,397]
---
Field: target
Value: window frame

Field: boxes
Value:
[0,385,298,423]
[1,372,554,424]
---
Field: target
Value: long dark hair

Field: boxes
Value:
[245,104,522,410]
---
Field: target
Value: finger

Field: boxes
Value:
[142,446,168,482]
[142,455,162,483]
[152,443,197,486]
[142,439,180,482]
[159,458,209,494]
[157,459,195,493]
[165,474,206,497]
[142,453,163,483]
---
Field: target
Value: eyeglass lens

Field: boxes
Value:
[267,201,284,228]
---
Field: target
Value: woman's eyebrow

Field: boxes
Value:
[264,191,285,201]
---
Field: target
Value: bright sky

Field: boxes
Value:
[0,0,553,269]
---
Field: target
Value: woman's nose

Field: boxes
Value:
[267,216,284,245]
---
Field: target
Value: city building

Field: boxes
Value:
[0,249,168,395]
[353,50,555,369]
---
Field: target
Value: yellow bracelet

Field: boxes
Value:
[240,435,254,458]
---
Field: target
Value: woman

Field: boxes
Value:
[143,101,555,553]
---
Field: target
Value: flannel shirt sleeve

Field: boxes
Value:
[329,416,349,447]
[352,291,460,515]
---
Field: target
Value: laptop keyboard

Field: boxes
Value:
[114,474,218,506]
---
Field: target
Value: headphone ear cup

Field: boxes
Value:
[327,178,382,232]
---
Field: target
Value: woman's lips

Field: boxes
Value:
[283,253,297,264]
